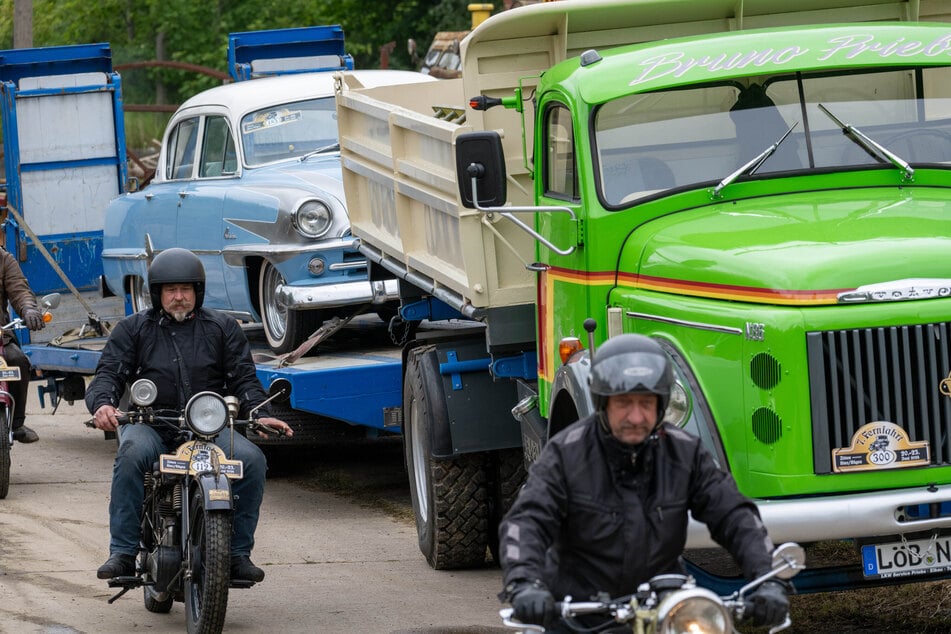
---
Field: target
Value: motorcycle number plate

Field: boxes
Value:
[861,534,951,579]
[160,440,244,479]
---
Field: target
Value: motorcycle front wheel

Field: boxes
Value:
[0,404,11,499]
[184,490,232,634]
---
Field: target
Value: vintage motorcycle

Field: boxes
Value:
[0,292,60,498]
[500,543,805,634]
[99,378,284,634]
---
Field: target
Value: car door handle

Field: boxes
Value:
[178,191,189,198]
[144,193,154,200]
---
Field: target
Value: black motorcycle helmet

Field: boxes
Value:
[148,248,206,310]
[589,334,673,421]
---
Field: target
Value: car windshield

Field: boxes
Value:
[240,96,338,167]
[594,66,951,207]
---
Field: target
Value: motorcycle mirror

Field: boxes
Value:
[41,293,61,310]
[267,378,291,403]
[771,542,806,580]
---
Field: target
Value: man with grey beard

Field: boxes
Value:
[86,248,292,583]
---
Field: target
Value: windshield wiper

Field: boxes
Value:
[300,141,340,162]
[817,103,914,181]
[711,121,799,198]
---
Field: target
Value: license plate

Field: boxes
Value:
[861,535,951,579]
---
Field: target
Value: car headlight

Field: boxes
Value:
[184,391,229,437]
[129,379,158,407]
[294,200,332,238]
[656,587,731,634]
[663,380,691,428]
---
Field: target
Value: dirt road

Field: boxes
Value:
[0,392,508,633]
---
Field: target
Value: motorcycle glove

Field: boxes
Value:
[22,309,45,331]
[510,580,556,626]
[748,579,790,627]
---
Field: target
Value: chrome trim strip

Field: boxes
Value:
[626,311,743,335]
[329,261,368,271]
[687,484,951,549]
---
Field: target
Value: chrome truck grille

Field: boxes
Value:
[807,322,951,474]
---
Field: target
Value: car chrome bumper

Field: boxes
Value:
[686,483,951,548]
[276,279,398,310]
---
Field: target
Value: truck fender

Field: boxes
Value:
[548,349,595,438]
[195,472,233,512]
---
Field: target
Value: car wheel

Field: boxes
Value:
[128,276,151,313]
[259,261,320,354]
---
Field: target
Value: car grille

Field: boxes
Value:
[807,322,951,474]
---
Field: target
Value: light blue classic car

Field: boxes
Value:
[102,66,433,353]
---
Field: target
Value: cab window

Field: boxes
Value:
[544,105,579,200]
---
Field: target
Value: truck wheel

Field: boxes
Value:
[259,261,320,354]
[128,276,151,312]
[404,346,489,569]
[487,447,526,565]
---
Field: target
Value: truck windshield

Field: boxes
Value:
[594,66,951,207]
[240,96,339,167]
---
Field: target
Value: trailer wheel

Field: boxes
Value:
[259,261,320,354]
[404,345,488,569]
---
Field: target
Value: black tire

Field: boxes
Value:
[184,490,231,634]
[0,405,11,499]
[259,261,321,354]
[403,346,489,570]
[487,447,527,565]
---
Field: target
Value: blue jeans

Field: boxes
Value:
[109,424,267,558]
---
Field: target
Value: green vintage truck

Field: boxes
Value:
[336,0,951,592]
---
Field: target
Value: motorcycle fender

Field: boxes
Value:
[196,472,233,511]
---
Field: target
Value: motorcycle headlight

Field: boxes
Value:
[294,200,332,238]
[129,379,158,407]
[184,391,229,437]
[657,587,731,634]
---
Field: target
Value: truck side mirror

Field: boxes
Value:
[455,131,507,208]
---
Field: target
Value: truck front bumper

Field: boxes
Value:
[276,279,398,310]
[687,483,951,548]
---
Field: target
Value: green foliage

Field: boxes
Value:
[0,0,478,150]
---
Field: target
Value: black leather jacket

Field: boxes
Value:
[499,414,774,601]
[85,307,271,423]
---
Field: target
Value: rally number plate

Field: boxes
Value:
[861,534,951,579]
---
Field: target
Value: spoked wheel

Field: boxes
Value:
[128,276,151,313]
[258,261,320,354]
[184,490,231,634]
[0,405,11,499]
[403,346,489,569]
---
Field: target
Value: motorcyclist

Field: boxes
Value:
[498,334,789,631]
[0,247,47,443]
[86,248,293,582]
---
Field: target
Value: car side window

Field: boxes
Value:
[199,116,237,177]
[166,118,199,180]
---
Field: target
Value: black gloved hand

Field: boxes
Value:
[510,580,555,626]
[22,308,45,331]
[748,580,790,627]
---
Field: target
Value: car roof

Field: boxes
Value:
[177,69,435,115]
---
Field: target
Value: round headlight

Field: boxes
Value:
[294,200,332,238]
[184,391,229,437]
[663,380,691,428]
[129,379,158,407]
[657,588,731,634]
